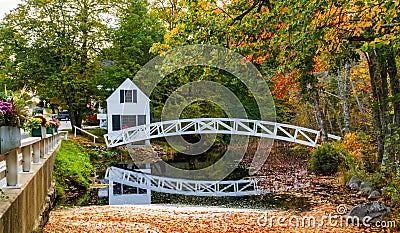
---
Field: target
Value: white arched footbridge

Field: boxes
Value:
[104,118,341,148]
[105,166,268,196]
[102,118,340,199]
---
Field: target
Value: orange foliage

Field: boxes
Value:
[271,71,299,100]
[43,205,368,232]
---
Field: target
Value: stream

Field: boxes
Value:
[55,143,314,212]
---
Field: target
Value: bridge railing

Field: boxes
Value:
[105,166,266,196]
[0,131,67,188]
[74,126,98,143]
[104,118,341,148]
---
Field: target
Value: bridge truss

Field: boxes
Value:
[105,118,340,148]
[105,166,267,196]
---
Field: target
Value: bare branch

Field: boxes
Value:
[230,0,260,25]
[216,6,233,19]
[381,22,400,28]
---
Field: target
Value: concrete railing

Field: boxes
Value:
[0,132,67,187]
[0,131,67,233]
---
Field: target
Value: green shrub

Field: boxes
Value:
[308,143,348,175]
[87,128,107,137]
[53,140,93,197]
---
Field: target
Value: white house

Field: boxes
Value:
[106,78,150,145]
[107,165,152,205]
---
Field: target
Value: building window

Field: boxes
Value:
[120,89,137,103]
[112,115,147,131]
[138,115,146,126]
[112,115,121,131]
[125,90,133,102]
[121,115,136,129]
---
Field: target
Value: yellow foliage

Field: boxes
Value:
[342,133,364,158]
[341,132,376,162]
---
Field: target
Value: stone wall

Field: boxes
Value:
[0,143,60,233]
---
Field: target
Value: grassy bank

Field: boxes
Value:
[53,140,93,200]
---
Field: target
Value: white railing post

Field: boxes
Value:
[32,141,40,163]
[22,145,32,172]
[47,137,50,153]
[48,136,52,151]
[40,139,46,158]
[51,136,54,150]
[49,137,52,151]
[45,138,49,154]
[5,149,18,187]
[49,137,52,152]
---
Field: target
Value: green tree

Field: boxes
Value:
[0,0,124,129]
[101,0,166,97]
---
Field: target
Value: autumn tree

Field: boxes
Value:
[302,0,400,168]
[154,0,400,170]
[150,0,184,31]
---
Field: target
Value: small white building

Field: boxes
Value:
[106,78,150,145]
[108,165,152,205]
[98,164,152,205]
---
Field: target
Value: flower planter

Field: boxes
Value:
[32,127,46,138]
[0,126,21,154]
[46,127,54,135]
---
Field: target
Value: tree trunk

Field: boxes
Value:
[69,110,83,133]
[386,50,400,171]
[325,102,334,132]
[387,49,400,126]
[337,64,351,135]
[313,88,328,142]
[67,99,83,133]
[349,76,368,130]
[377,53,390,137]
[365,51,385,161]
[377,49,393,169]
[380,48,400,173]
[344,63,351,133]
[50,104,56,114]
[327,98,343,135]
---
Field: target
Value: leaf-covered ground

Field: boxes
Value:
[43,174,398,233]
[44,142,398,232]
[43,204,372,233]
